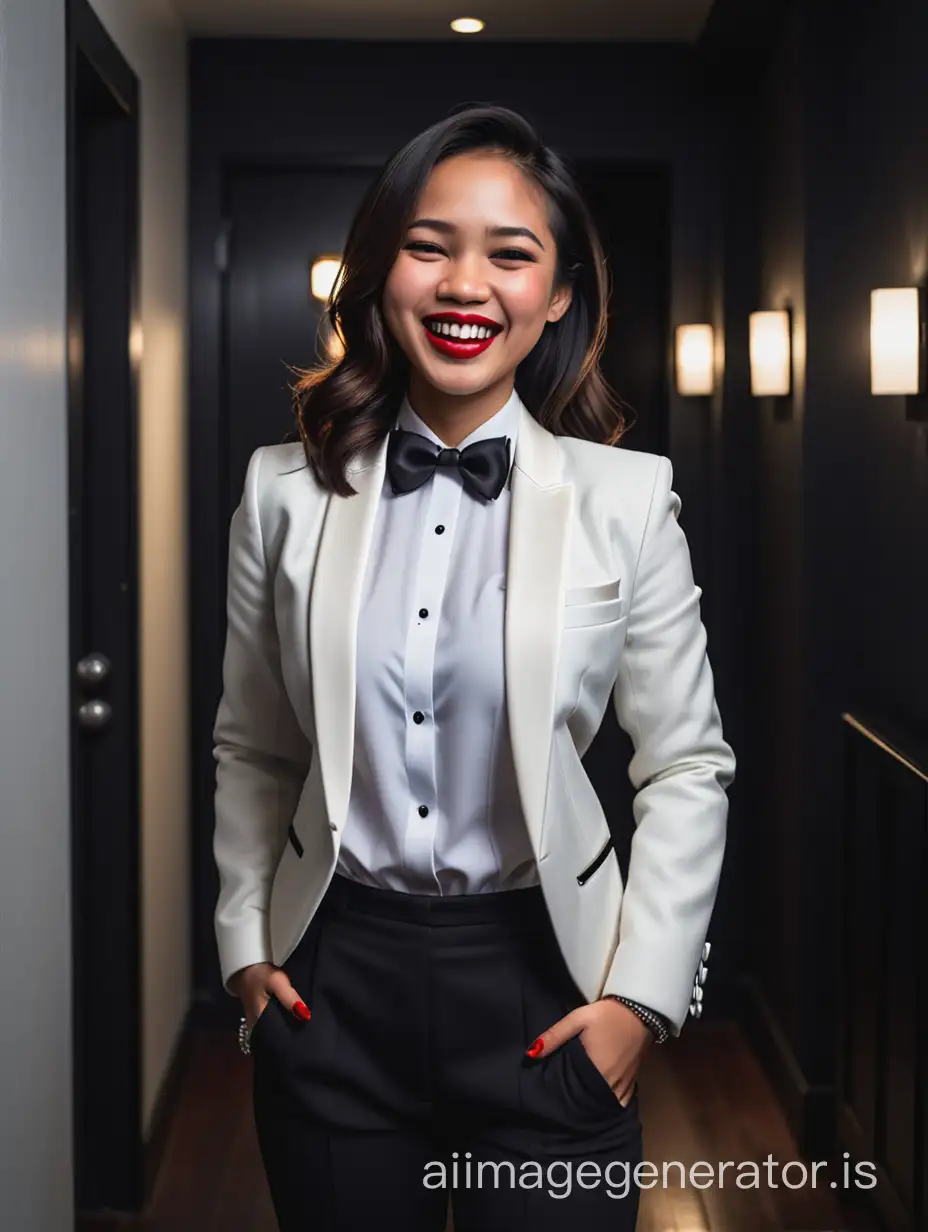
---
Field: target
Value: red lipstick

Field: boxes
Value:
[421,311,503,360]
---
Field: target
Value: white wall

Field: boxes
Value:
[0,0,188,1219]
[0,0,72,1225]
[86,0,189,1136]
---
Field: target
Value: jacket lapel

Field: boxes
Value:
[504,408,572,857]
[308,401,573,858]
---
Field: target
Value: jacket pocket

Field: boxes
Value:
[576,833,614,886]
[564,578,621,605]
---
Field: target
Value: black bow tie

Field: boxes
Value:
[386,428,512,501]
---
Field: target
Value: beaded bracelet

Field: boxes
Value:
[602,994,671,1043]
[238,1017,253,1056]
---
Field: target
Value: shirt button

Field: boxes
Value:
[413,711,424,723]
[418,805,429,817]
[419,607,428,618]
[435,525,445,534]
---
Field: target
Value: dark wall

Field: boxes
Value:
[714,0,928,1159]
[187,39,740,1011]
[752,0,810,1099]
[802,0,928,1072]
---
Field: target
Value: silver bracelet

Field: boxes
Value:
[602,994,671,1043]
[238,1016,252,1056]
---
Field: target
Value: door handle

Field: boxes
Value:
[76,652,112,685]
[77,698,112,729]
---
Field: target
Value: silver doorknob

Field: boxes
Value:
[77,699,112,729]
[76,653,112,685]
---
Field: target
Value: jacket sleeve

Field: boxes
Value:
[600,454,736,1034]
[212,446,314,995]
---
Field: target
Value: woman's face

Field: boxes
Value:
[382,152,572,400]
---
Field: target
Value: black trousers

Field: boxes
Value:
[251,872,643,1231]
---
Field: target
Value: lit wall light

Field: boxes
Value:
[870,287,925,395]
[749,310,792,396]
[310,255,344,303]
[450,17,485,33]
[674,324,715,396]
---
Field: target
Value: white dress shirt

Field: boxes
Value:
[334,385,542,896]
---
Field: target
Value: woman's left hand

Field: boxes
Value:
[525,997,653,1105]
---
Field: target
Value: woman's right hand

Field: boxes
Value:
[230,962,312,1035]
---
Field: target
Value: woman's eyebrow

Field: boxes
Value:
[407,218,545,250]
[491,225,545,249]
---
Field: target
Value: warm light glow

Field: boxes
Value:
[749,310,791,396]
[310,256,344,302]
[129,318,144,367]
[450,17,485,33]
[674,324,715,395]
[326,316,345,362]
[870,288,923,394]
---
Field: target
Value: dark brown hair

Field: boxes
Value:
[288,103,632,496]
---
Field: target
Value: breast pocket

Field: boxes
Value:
[563,578,624,629]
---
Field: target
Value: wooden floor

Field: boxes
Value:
[91,1020,880,1231]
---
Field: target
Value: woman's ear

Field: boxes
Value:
[546,283,573,324]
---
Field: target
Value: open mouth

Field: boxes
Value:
[421,314,504,359]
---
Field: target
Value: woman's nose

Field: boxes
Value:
[437,257,490,302]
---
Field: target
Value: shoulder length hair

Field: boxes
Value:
[289,103,632,495]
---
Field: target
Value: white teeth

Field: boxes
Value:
[425,319,498,340]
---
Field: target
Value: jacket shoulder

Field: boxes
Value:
[243,442,328,544]
[557,436,664,499]
[251,441,324,497]
[255,440,313,476]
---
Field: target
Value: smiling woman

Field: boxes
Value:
[216,100,735,1232]
[286,103,631,494]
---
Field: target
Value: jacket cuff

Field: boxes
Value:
[601,934,711,1037]
[216,915,273,996]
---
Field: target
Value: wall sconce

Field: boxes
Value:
[749,309,792,397]
[870,287,926,407]
[674,324,715,396]
[310,255,344,302]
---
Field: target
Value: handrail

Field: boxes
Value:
[841,711,928,785]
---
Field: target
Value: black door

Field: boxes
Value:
[193,164,378,1004]
[67,0,143,1216]
[222,165,379,525]
[574,160,671,458]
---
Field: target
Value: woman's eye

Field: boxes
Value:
[494,248,535,262]
[405,241,445,255]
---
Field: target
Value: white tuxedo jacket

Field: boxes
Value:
[213,402,736,1036]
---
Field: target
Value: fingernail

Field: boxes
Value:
[292,1000,311,1021]
[525,1036,544,1057]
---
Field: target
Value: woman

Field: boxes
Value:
[212,103,736,1231]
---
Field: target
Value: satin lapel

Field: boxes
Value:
[309,432,390,835]
[505,405,572,859]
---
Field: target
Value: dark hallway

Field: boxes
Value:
[1,1,925,1230]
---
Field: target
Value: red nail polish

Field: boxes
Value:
[292,1000,311,1021]
[525,1036,544,1057]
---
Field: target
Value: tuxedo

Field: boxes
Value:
[212,390,736,1037]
